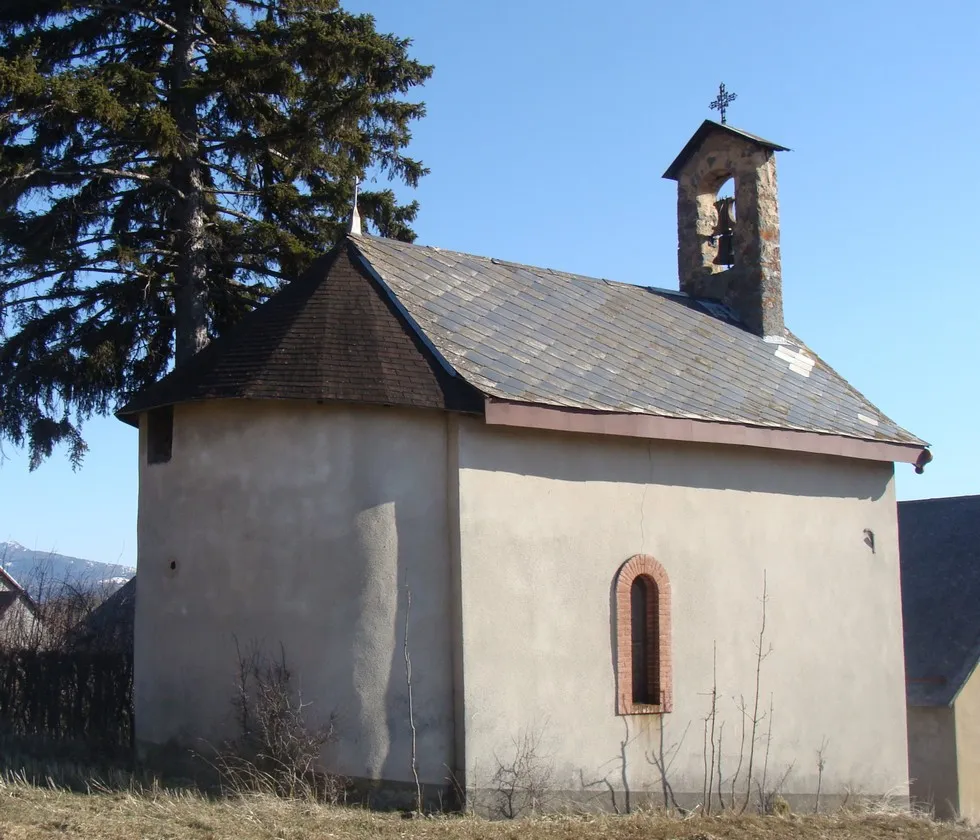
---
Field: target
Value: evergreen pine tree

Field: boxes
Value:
[0,0,432,467]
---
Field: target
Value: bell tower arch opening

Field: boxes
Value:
[663,120,790,337]
[705,174,737,270]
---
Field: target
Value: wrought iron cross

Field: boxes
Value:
[709,83,737,125]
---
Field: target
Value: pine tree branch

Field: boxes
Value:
[81,3,181,36]
[205,188,261,197]
[197,159,256,188]
[68,42,138,60]
[3,166,187,199]
[223,263,287,281]
[2,291,104,307]
[2,265,149,289]
[192,23,219,47]
[215,205,259,223]
[81,168,187,198]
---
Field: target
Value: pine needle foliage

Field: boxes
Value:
[0,0,432,468]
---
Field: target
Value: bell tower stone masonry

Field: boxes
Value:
[663,122,790,338]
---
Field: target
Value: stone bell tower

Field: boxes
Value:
[663,121,790,337]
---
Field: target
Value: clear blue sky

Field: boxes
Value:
[2,0,977,566]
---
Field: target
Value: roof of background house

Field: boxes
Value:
[900,494,980,706]
[71,576,136,653]
[118,235,923,450]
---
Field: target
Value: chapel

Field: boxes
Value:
[119,118,927,810]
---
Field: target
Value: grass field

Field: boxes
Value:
[0,779,976,840]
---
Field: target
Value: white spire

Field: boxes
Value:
[350,179,362,236]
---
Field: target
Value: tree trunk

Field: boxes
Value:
[169,0,208,366]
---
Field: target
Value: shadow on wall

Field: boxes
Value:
[378,499,455,796]
[462,423,892,502]
[207,493,450,804]
[286,422,455,793]
[140,403,456,802]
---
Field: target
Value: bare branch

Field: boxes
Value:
[81,3,181,35]
[403,586,422,814]
[739,570,769,814]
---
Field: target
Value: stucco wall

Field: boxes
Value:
[955,666,980,821]
[455,418,908,808]
[135,400,455,787]
[908,705,958,818]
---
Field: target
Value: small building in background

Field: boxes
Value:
[900,494,980,820]
[0,567,42,649]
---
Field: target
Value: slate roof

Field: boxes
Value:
[352,235,921,446]
[900,495,980,706]
[119,234,923,449]
[71,577,136,653]
[118,245,482,420]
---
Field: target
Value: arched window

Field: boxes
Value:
[615,555,672,714]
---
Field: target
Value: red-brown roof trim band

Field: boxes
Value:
[483,399,929,466]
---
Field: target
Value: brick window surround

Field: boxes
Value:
[615,554,673,715]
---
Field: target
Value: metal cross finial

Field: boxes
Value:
[709,83,737,125]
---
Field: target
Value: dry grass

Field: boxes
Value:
[0,777,977,840]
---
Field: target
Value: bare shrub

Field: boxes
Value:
[738,570,772,815]
[210,641,346,804]
[490,725,554,818]
[701,641,721,814]
[645,719,689,813]
[814,737,829,814]
[403,586,422,813]
[755,762,795,815]
[686,572,774,817]
[0,549,124,653]
[579,718,639,815]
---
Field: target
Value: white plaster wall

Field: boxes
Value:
[135,400,455,786]
[455,418,909,805]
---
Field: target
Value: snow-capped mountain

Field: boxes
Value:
[0,540,135,599]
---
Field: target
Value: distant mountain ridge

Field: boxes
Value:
[0,540,135,599]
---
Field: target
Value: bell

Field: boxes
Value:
[712,197,735,267]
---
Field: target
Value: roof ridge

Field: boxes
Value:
[352,233,689,299]
[899,494,980,505]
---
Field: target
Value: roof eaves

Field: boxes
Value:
[663,120,791,181]
[946,633,980,707]
[0,565,25,594]
[484,398,929,464]
[0,566,40,618]
[782,330,928,449]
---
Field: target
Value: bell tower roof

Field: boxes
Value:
[662,120,790,181]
